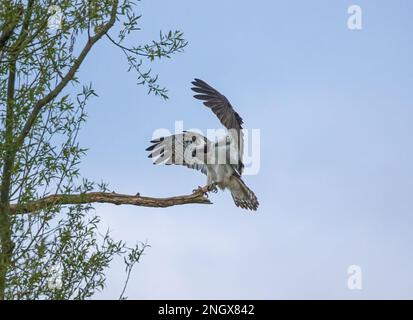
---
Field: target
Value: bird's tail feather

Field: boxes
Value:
[230,175,259,211]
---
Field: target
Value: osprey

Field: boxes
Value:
[146,79,259,211]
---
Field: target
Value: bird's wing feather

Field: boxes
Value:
[191,78,244,174]
[191,78,243,132]
[146,131,212,175]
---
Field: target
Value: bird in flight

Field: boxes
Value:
[146,79,259,211]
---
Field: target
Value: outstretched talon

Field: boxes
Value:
[207,183,218,193]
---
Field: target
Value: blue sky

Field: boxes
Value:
[74,0,413,299]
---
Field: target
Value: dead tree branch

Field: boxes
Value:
[10,186,212,215]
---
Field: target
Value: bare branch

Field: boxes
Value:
[10,187,213,215]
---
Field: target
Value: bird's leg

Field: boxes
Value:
[207,182,218,193]
[192,183,217,197]
[192,185,205,194]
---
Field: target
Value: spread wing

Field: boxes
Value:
[191,78,244,174]
[146,131,212,175]
[191,78,243,132]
